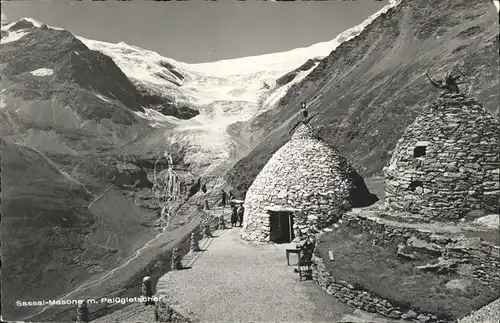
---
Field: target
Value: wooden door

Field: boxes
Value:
[269,211,294,243]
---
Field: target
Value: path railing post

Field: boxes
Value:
[203,223,212,239]
[171,248,182,270]
[190,232,200,253]
[217,215,226,230]
[76,300,89,322]
[142,276,154,305]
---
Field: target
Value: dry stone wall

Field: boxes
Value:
[313,214,500,322]
[241,124,369,242]
[344,213,500,286]
[444,238,500,286]
[312,253,439,322]
[343,212,430,243]
[155,301,197,323]
[384,93,499,221]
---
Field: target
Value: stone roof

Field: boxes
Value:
[291,122,316,140]
[384,93,499,220]
[241,123,376,242]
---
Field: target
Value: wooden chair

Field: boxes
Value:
[297,240,314,281]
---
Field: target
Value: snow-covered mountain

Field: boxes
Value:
[78,0,402,126]
[1,0,401,175]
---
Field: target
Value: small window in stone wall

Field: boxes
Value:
[408,180,424,193]
[413,146,426,158]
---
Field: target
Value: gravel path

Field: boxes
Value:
[155,227,354,323]
[458,298,500,323]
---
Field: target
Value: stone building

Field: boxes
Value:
[384,93,499,221]
[240,123,377,242]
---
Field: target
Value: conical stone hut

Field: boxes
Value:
[384,93,499,221]
[240,123,377,242]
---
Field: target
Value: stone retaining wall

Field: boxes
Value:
[311,253,439,322]
[155,301,197,323]
[343,213,500,286]
[343,212,432,243]
[153,211,221,322]
[444,239,500,286]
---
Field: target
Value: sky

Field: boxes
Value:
[1,0,388,63]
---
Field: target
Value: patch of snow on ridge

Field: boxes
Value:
[95,93,111,103]
[133,108,186,128]
[0,30,29,44]
[30,68,54,76]
[1,17,65,44]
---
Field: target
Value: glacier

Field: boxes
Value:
[1,0,403,175]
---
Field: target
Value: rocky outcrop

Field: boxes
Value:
[113,162,153,188]
[275,58,321,87]
[384,94,499,220]
[7,19,36,31]
[241,124,376,242]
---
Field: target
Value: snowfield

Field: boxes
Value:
[30,68,54,76]
[1,29,29,44]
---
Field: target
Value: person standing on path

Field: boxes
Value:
[237,204,244,227]
[231,205,238,227]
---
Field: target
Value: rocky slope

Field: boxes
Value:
[0,20,199,321]
[227,0,499,197]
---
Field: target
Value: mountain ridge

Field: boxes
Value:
[227,0,499,198]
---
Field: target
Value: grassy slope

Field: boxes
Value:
[1,139,164,320]
[1,140,94,319]
[316,224,499,321]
